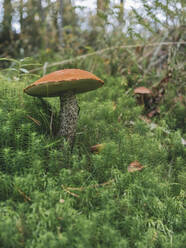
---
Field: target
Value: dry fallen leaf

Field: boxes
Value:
[147,108,160,118]
[128,161,144,172]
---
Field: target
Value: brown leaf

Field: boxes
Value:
[128,161,144,172]
[147,108,160,118]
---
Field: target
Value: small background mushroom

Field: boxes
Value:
[134,86,152,107]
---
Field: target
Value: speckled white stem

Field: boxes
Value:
[58,92,79,148]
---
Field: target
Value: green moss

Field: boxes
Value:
[0,71,185,248]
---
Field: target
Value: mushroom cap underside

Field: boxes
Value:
[24,69,104,97]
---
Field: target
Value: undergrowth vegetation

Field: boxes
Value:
[0,0,186,246]
[0,60,185,247]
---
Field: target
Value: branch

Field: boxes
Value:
[30,41,186,73]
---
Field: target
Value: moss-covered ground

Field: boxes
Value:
[0,68,185,248]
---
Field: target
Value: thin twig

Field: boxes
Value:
[62,185,80,198]
[16,187,31,202]
[27,115,41,126]
[62,179,114,192]
[30,41,186,73]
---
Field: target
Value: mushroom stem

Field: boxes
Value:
[58,91,79,148]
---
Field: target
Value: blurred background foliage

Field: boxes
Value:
[0,0,185,58]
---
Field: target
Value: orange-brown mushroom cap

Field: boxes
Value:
[134,87,152,95]
[24,69,104,97]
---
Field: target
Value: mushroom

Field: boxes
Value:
[134,86,152,106]
[24,69,104,147]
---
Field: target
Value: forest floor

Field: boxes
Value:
[0,55,185,247]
